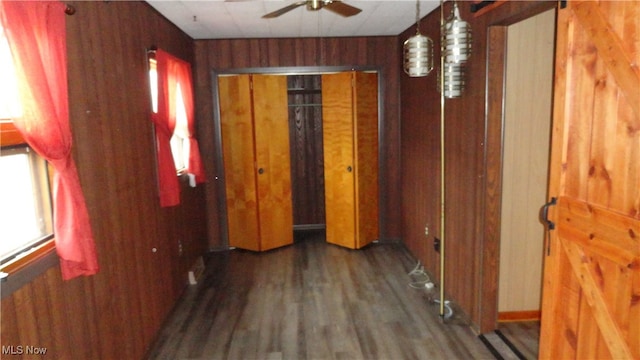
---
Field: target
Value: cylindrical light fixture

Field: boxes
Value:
[404,33,434,77]
[443,2,471,64]
[437,62,465,98]
[403,0,434,77]
[442,63,464,98]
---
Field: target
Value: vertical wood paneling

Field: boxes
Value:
[195,36,402,249]
[288,75,326,226]
[1,2,208,359]
[354,72,380,249]
[480,24,507,332]
[41,271,71,356]
[1,297,21,351]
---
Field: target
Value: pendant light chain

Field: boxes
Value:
[415,0,421,34]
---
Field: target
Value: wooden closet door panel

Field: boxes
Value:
[218,75,260,251]
[322,72,356,248]
[252,75,294,251]
[354,72,379,249]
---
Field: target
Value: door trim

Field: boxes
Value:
[478,1,557,333]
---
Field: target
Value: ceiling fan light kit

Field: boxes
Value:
[262,0,362,19]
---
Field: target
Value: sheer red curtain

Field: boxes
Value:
[176,60,206,184]
[0,0,99,279]
[153,49,205,206]
[153,50,180,207]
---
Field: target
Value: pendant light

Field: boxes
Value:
[442,63,465,98]
[443,2,472,64]
[441,1,471,98]
[403,0,433,77]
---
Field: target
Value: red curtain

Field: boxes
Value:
[153,50,181,207]
[153,50,205,206]
[0,0,99,279]
[176,59,206,184]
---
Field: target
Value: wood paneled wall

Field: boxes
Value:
[193,36,402,248]
[288,75,326,226]
[399,1,557,332]
[1,2,207,359]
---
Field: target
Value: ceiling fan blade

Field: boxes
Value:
[323,1,362,17]
[262,1,308,18]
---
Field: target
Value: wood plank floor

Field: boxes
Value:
[148,231,499,360]
[498,321,540,359]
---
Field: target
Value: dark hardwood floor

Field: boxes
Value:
[148,231,502,359]
[498,321,540,359]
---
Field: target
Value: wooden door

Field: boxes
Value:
[252,75,294,251]
[322,71,379,249]
[323,72,356,248]
[219,75,260,251]
[539,2,640,359]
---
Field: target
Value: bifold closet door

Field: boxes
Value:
[252,75,294,251]
[218,74,293,252]
[322,71,379,249]
[219,75,260,251]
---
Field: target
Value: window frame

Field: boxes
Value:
[0,120,57,288]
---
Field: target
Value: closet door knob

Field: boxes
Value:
[346,166,353,172]
[258,168,264,174]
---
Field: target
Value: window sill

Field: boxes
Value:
[1,240,58,299]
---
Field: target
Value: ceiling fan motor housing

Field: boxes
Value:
[263,0,360,19]
[307,0,324,11]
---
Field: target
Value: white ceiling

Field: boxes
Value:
[146,0,440,40]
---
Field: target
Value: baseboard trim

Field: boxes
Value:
[498,310,541,322]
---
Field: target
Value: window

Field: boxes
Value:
[170,83,190,172]
[1,1,98,279]
[148,57,190,173]
[0,24,54,267]
[0,144,53,264]
[148,49,204,207]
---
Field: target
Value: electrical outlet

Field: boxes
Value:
[424,224,429,237]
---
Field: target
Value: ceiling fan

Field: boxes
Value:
[262,0,362,19]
